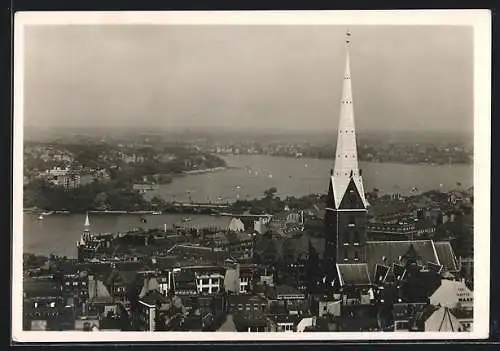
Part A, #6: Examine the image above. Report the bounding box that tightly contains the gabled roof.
[365,240,440,278]
[336,263,371,286]
[433,241,459,272]
[140,290,168,307]
[174,269,196,283]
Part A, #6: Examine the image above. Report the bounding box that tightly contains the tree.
[263,187,278,199]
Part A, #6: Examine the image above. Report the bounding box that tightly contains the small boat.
[41,211,54,216]
[37,215,43,220]
[182,217,192,222]
[152,211,162,215]
[140,217,147,223]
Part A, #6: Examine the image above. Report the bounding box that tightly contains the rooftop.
[336,263,371,286]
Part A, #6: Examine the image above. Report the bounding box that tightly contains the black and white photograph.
[12,10,491,341]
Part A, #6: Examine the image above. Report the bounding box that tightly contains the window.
[50,302,56,308]
[354,251,359,261]
[353,231,360,244]
[34,302,38,308]
[343,249,348,261]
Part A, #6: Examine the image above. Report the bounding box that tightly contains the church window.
[353,231,360,244]
[343,249,348,260]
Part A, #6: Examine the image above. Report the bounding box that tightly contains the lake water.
[145,155,472,202]
[22,155,473,258]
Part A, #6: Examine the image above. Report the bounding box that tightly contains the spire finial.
[345,29,351,46]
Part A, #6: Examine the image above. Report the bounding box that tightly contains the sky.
[23,25,473,134]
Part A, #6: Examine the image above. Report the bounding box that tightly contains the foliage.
[23,178,149,212]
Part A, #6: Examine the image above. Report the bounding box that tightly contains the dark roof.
[115,261,148,271]
[374,264,390,285]
[140,290,169,306]
[433,242,459,272]
[227,294,267,305]
[233,310,268,328]
[118,271,139,285]
[366,240,439,278]
[24,278,61,298]
[337,264,371,286]
[191,266,226,275]
[155,256,180,270]
[56,260,79,275]
[269,314,299,325]
[77,262,112,276]
[175,270,196,283]
[275,285,303,296]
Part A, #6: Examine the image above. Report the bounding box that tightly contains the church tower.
[77,212,91,261]
[324,31,369,270]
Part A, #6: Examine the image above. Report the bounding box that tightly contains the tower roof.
[331,31,369,209]
[84,213,90,230]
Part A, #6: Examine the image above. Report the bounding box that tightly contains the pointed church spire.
[330,30,369,209]
[84,212,90,231]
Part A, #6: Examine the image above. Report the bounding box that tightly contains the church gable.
[338,178,365,210]
[326,177,336,209]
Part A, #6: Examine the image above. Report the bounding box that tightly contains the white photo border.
[12,9,491,342]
